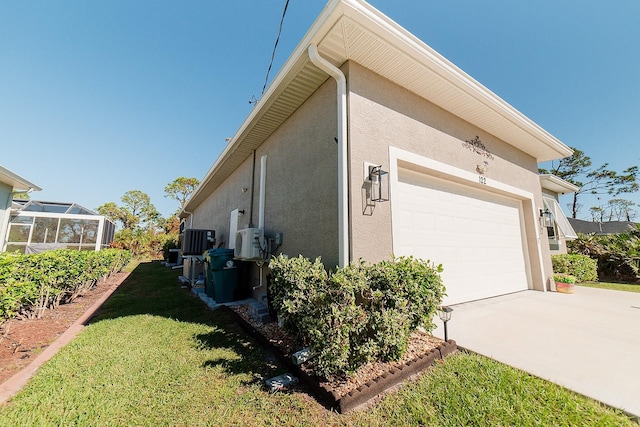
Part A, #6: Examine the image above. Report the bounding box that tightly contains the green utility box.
[203,249,237,303]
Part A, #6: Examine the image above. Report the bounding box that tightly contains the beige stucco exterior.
[187,60,556,294]
[189,77,339,288]
[346,62,553,291]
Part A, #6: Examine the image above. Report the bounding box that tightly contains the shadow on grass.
[90,260,282,381]
[194,328,280,384]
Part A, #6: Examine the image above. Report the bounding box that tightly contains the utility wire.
[260,0,290,97]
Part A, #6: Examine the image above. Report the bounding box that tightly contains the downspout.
[259,155,267,230]
[308,44,349,268]
[249,150,256,228]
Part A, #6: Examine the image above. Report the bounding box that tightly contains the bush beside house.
[269,255,445,379]
[551,254,598,282]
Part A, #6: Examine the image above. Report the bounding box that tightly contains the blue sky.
[2,0,639,220]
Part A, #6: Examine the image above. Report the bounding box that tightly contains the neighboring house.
[181,0,573,305]
[540,174,579,254]
[568,218,638,236]
[0,165,41,252]
[4,200,116,253]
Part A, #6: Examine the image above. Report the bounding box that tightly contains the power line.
[260,0,290,97]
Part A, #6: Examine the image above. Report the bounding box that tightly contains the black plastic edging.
[221,305,457,413]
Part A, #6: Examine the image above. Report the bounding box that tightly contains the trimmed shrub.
[269,255,445,378]
[0,249,131,321]
[551,254,598,282]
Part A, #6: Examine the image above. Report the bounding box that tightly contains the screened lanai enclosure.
[3,200,115,253]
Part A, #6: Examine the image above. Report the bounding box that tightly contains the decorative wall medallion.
[463,136,494,160]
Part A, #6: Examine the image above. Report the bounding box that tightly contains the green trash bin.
[203,249,236,302]
[213,265,238,303]
[202,249,216,298]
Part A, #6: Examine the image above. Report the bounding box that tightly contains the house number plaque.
[478,175,487,185]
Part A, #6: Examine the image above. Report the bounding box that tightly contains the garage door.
[392,168,529,305]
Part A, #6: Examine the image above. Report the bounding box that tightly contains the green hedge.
[269,255,445,378]
[551,254,598,282]
[0,249,131,321]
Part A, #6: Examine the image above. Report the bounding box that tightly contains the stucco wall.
[252,77,339,267]
[346,61,553,290]
[189,157,253,247]
[190,76,339,289]
[0,182,12,251]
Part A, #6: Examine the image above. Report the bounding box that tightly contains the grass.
[578,281,640,293]
[0,261,635,426]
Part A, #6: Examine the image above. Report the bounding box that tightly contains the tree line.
[96,177,199,256]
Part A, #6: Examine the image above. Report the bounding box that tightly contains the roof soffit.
[0,166,42,192]
[540,174,580,194]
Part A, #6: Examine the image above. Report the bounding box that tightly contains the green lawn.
[578,281,640,293]
[0,261,634,426]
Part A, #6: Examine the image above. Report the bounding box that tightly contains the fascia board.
[540,174,580,194]
[0,166,42,192]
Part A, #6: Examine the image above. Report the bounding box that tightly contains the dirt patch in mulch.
[227,304,457,413]
[0,272,128,384]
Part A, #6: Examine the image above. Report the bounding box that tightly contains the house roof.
[567,218,638,235]
[0,165,41,193]
[540,174,580,194]
[11,200,98,216]
[184,0,572,214]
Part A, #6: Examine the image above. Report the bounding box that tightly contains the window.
[543,197,578,240]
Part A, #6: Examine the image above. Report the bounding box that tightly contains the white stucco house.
[182,0,574,306]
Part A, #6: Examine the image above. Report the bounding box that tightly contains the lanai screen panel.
[3,201,115,253]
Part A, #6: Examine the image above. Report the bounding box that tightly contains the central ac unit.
[235,228,263,260]
[181,229,215,255]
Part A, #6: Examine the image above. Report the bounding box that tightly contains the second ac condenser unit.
[234,228,263,260]
[181,229,215,255]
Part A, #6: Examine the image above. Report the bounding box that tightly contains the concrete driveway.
[431,286,640,418]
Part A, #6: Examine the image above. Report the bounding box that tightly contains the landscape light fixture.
[437,306,453,342]
[539,208,553,228]
[368,165,389,202]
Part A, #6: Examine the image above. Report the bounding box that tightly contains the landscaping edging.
[222,305,457,413]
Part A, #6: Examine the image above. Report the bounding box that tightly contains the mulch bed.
[225,304,457,413]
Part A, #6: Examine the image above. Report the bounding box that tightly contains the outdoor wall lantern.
[437,306,453,342]
[539,208,553,228]
[368,165,389,202]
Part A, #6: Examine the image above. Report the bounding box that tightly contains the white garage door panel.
[393,168,528,305]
